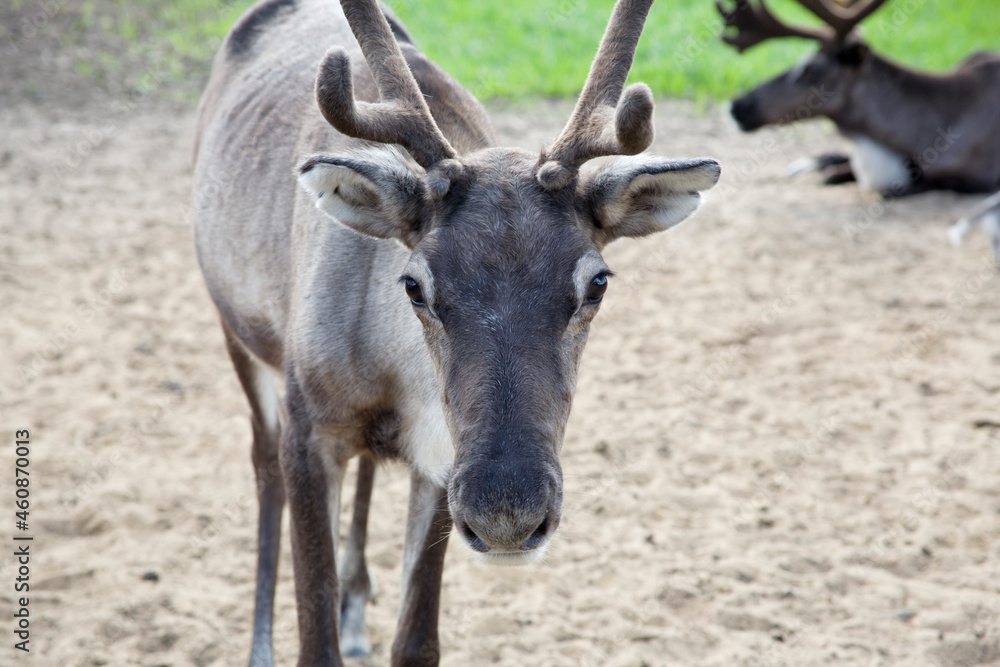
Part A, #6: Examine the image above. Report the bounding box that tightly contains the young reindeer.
[191,0,720,665]
[717,0,1000,196]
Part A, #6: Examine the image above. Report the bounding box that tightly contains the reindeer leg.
[815,152,851,170]
[391,471,451,667]
[822,162,857,185]
[281,375,346,667]
[222,328,286,667]
[786,152,851,178]
[338,453,376,657]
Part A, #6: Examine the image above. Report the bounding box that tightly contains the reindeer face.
[300,146,719,563]
[730,42,870,131]
[402,150,603,564]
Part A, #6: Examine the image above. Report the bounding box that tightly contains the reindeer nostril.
[458,520,490,553]
[520,516,550,551]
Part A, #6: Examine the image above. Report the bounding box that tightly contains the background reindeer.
[717,0,1000,196]
[192,0,719,665]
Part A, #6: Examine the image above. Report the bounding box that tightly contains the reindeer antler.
[536,0,657,190]
[717,0,831,52]
[796,0,890,40]
[717,0,888,52]
[314,0,458,169]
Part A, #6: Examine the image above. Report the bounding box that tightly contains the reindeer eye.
[586,274,609,303]
[403,277,425,306]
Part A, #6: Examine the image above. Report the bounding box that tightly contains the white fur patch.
[851,136,910,192]
[403,397,453,487]
[469,543,550,567]
[254,366,284,435]
[722,102,741,133]
[298,163,379,226]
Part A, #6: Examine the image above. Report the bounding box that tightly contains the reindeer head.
[718,0,888,131]
[299,0,720,564]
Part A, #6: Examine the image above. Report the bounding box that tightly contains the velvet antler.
[536,0,658,190]
[315,0,458,169]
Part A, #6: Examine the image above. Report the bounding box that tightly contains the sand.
[1,95,999,666]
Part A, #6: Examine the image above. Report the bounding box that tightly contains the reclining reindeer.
[717,0,1000,196]
[192,0,720,664]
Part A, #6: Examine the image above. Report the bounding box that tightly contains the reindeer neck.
[829,51,964,157]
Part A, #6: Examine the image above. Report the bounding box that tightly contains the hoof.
[341,643,371,659]
[339,592,371,658]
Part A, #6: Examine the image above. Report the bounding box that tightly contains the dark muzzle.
[449,461,562,554]
[730,95,764,132]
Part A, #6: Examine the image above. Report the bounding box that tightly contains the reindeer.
[191,0,720,664]
[716,0,1000,196]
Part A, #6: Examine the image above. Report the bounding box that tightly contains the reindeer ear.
[577,156,721,246]
[298,146,429,248]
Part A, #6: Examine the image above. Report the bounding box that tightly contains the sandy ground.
[2,90,1000,667]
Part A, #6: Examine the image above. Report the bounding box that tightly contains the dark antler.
[717,0,831,53]
[314,0,458,169]
[796,0,890,40]
[536,0,657,190]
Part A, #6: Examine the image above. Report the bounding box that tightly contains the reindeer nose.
[458,507,554,553]
[450,470,560,553]
[730,96,762,132]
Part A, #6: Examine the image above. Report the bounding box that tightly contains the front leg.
[339,453,377,657]
[280,379,345,667]
[391,471,452,667]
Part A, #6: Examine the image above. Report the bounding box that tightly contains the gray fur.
[192,1,719,665]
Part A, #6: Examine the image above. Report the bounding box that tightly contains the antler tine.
[537,0,657,190]
[314,0,457,169]
[717,0,831,53]
[796,0,890,39]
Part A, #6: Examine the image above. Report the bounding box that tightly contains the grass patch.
[392,0,1000,100]
[84,0,1000,101]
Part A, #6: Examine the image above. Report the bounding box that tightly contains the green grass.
[111,0,999,101]
[391,0,1000,101]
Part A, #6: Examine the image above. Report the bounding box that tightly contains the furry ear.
[578,155,721,246]
[298,145,429,248]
